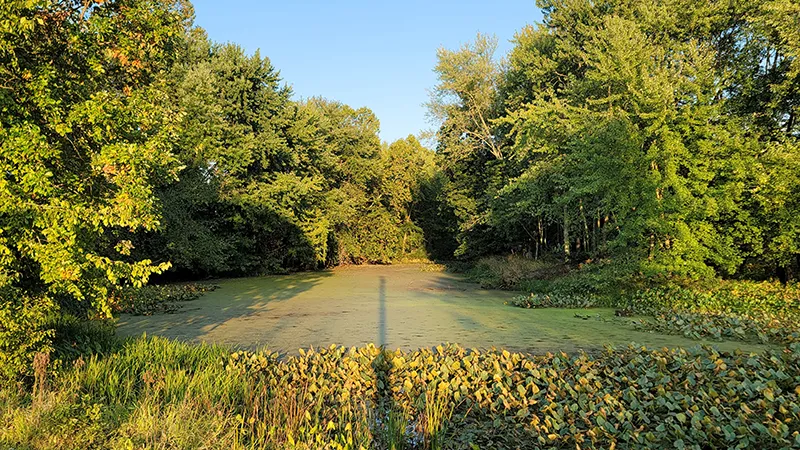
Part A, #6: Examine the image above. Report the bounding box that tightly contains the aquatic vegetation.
[111,283,219,316]
[3,338,799,449]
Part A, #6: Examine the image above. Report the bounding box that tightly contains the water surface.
[117,265,768,354]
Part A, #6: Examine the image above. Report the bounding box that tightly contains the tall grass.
[3,336,799,449]
[1,337,381,449]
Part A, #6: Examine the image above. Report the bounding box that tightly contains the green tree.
[0,0,190,378]
[433,0,800,279]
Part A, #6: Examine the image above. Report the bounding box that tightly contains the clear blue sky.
[190,0,542,144]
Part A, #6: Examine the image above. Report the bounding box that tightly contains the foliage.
[428,0,800,280]
[3,338,800,449]
[50,316,118,362]
[510,292,598,309]
[135,36,438,274]
[0,293,57,382]
[625,282,800,346]
[0,0,191,379]
[467,255,563,290]
[1,0,441,378]
[633,311,800,345]
[111,283,218,315]
[627,283,800,317]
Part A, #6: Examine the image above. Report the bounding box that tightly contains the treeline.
[429,0,800,281]
[129,30,439,277]
[0,0,439,378]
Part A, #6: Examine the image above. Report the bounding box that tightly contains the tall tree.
[0,0,191,378]
[432,0,800,279]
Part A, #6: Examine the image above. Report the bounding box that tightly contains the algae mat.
[117,265,768,354]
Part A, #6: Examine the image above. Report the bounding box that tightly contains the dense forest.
[2,0,800,380]
[0,0,444,376]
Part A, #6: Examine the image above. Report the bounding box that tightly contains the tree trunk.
[580,200,589,256]
[536,218,544,260]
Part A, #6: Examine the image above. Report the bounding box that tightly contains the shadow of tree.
[379,275,387,347]
[116,270,334,346]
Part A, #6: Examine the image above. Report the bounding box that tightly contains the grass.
[2,336,799,449]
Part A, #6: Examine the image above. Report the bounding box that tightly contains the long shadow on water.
[116,270,335,347]
[378,275,387,347]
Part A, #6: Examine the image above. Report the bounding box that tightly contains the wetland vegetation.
[2,0,800,448]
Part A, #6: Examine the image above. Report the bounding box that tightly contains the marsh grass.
[3,336,799,449]
[419,386,455,450]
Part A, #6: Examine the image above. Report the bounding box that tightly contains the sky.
[190,0,543,144]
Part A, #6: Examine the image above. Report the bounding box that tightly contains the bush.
[3,338,800,449]
[0,292,57,382]
[51,316,118,361]
[468,256,562,290]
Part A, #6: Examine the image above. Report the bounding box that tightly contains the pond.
[117,264,769,354]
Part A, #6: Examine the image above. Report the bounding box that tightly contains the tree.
[432,0,800,279]
[0,0,191,378]
[427,33,504,162]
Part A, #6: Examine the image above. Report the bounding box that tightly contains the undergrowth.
[2,337,799,449]
[466,255,567,290]
[487,255,800,347]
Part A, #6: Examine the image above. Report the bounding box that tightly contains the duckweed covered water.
[117,265,769,354]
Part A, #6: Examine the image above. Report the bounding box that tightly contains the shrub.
[51,316,118,361]
[0,292,57,382]
[469,256,561,290]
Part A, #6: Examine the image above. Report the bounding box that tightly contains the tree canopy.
[430,0,800,281]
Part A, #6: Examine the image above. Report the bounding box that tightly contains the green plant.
[633,311,800,345]
[0,0,186,380]
[620,281,800,346]
[111,283,219,316]
[3,338,800,449]
[468,256,561,290]
[510,292,597,309]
